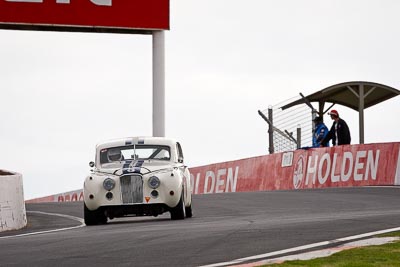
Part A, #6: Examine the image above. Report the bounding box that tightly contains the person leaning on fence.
[321,109,351,146]
[312,116,329,147]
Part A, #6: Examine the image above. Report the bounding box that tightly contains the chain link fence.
[259,95,314,154]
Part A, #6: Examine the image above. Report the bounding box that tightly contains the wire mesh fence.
[259,95,314,154]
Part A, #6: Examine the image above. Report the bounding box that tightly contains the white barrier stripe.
[0,211,84,240]
[336,227,400,242]
[200,226,400,267]
[395,148,400,186]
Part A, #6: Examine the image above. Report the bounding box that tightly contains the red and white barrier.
[26,142,400,203]
[26,189,84,204]
[189,143,400,194]
[1,170,27,232]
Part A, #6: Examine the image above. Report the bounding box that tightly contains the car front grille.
[120,175,143,204]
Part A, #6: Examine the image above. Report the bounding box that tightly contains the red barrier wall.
[26,142,400,203]
[26,195,55,204]
[189,143,400,194]
[26,189,83,204]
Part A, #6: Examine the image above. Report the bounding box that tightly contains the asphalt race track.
[1,187,400,266]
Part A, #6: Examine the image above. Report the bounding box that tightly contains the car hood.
[96,160,174,176]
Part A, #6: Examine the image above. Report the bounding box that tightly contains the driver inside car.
[107,149,123,162]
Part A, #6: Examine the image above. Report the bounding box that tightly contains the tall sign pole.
[152,31,165,137]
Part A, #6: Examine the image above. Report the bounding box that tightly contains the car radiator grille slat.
[120,175,143,204]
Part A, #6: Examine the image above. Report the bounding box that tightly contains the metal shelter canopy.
[280,81,400,144]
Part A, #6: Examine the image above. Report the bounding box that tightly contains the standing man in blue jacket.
[313,116,329,147]
[321,109,351,146]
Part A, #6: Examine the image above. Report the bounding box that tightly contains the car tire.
[84,203,107,226]
[185,203,193,218]
[170,192,186,220]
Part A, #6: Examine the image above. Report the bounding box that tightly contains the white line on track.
[0,211,85,240]
[200,226,400,267]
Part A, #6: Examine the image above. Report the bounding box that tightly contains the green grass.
[378,231,400,238]
[265,232,400,267]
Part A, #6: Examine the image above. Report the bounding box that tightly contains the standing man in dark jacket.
[321,109,351,146]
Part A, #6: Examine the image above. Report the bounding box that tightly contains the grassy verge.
[377,231,400,238]
[265,232,400,267]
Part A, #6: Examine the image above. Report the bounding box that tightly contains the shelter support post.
[318,102,325,121]
[152,30,165,137]
[359,84,365,144]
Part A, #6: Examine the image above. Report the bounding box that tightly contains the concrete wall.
[0,170,27,232]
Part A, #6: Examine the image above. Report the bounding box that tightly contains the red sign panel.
[189,143,400,194]
[0,0,169,33]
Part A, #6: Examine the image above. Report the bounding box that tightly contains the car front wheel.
[185,203,193,218]
[170,192,186,220]
[84,203,107,226]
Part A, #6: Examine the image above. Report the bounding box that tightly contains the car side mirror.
[89,161,95,168]
[178,157,184,163]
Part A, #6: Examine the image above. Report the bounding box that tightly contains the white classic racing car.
[84,137,193,225]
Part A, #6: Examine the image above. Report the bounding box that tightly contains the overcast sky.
[1,0,400,199]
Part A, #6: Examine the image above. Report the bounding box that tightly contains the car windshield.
[100,145,171,165]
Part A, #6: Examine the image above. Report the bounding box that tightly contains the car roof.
[96,136,177,150]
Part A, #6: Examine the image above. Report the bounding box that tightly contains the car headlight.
[148,176,161,189]
[103,178,116,191]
